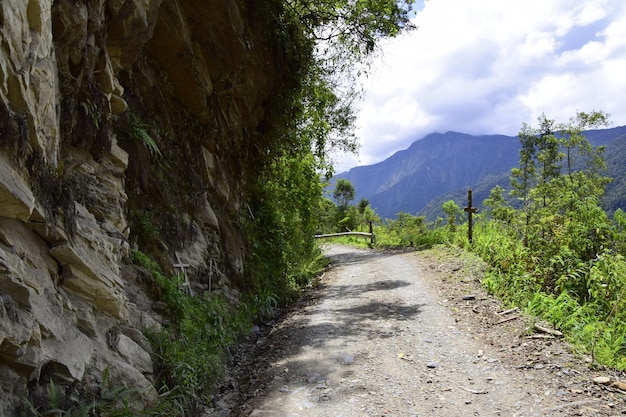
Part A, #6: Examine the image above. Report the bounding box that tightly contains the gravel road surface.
[211,245,626,416]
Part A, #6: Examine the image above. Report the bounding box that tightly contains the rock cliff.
[0,0,291,413]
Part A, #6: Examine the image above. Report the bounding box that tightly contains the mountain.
[333,126,626,220]
[604,133,626,214]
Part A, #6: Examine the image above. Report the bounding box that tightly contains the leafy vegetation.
[111,1,414,414]
[317,179,381,236]
[129,250,297,416]
[24,368,139,417]
[354,111,626,370]
[241,0,415,301]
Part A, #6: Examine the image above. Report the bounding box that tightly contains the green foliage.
[128,114,162,159]
[374,111,626,370]
[317,181,381,235]
[337,205,359,232]
[292,0,415,57]
[130,250,277,415]
[613,209,626,255]
[25,369,139,417]
[242,0,416,240]
[243,153,325,300]
[483,185,515,224]
[441,200,462,232]
[241,0,416,301]
[333,179,356,208]
[386,212,426,246]
[128,210,160,247]
[510,111,610,247]
[370,213,450,249]
[470,111,626,369]
[315,196,338,234]
[27,154,77,237]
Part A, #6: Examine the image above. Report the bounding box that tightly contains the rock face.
[0,0,287,414]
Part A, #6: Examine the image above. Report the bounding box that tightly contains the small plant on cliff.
[132,250,258,414]
[127,114,162,159]
[27,153,78,237]
[23,368,139,417]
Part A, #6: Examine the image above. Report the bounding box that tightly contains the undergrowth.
[466,219,626,370]
[23,367,140,417]
[358,111,626,370]
[354,212,626,371]
[130,249,324,416]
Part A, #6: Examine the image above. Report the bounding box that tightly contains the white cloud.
[337,0,626,172]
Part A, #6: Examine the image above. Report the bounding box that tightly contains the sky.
[334,0,626,172]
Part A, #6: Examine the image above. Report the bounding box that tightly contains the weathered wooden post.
[369,221,375,244]
[174,252,193,295]
[464,188,478,244]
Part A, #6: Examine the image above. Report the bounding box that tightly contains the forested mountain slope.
[334,126,626,220]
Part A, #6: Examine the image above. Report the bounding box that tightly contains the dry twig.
[457,385,489,394]
[533,323,563,337]
[494,315,519,325]
[496,307,519,315]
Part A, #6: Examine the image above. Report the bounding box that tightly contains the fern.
[129,115,163,159]
[135,126,163,158]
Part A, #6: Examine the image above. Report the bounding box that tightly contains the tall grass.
[368,213,626,370]
[465,218,626,369]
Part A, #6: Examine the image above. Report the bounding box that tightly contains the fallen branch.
[525,334,555,340]
[544,399,599,412]
[314,232,374,239]
[494,315,519,325]
[612,380,626,391]
[496,307,519,316]
[534,323,563,337]
[457,385,488,395]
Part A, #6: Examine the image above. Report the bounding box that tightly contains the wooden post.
[369,221,375,244]
[464,189,478,244]
[173,252,193,295]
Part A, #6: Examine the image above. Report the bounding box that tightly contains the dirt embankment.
[211,245,626,416]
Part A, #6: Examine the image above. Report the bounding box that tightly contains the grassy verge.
[466,222,626,370]
[340,220,626,371]
[130,248,328,415]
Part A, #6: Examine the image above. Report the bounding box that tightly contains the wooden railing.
[314,222,375,244]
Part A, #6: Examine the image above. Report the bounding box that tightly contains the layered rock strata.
[0,0,285,414]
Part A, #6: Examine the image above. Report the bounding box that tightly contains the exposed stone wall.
[0,0,285,414]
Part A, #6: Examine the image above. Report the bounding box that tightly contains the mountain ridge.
[333,126,626,220]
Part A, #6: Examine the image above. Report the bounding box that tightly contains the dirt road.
[211,245,626,416]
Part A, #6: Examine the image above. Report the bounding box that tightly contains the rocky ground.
[209,244,626,416]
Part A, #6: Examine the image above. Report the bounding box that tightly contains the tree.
[333,179,355,208]
[510,114,560,220]
[357,198,370,215]
[388,212,425,245]
[284,0,417,175]
[483,185,514,224]
[316,197,338,234]
[356,198,379,231]
[505,111,613,293]
[243,0,417,295]
[558,111,611,200]
[442,200,462,232]
[510,111,610,246]
[338,205,359,232]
